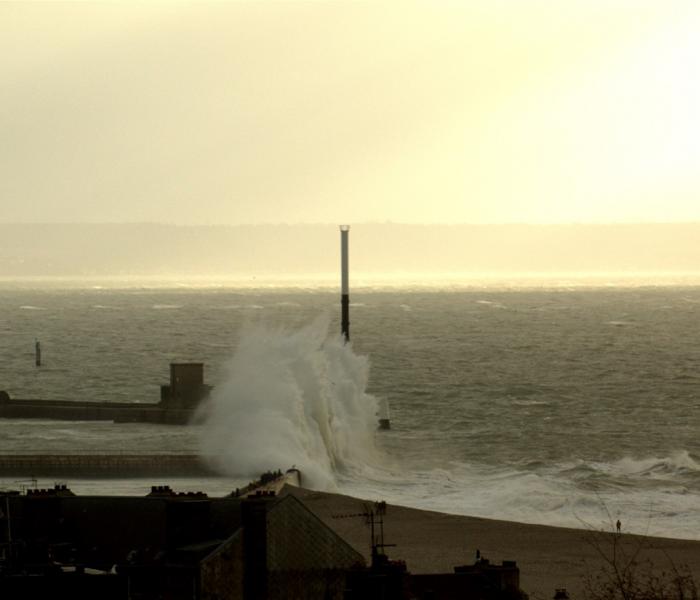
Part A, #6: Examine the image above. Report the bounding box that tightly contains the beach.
[283,486,700,599]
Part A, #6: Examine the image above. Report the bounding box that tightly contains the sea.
[1,279,700,540]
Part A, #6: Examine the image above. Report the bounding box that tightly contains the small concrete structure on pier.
[160,362,211,410]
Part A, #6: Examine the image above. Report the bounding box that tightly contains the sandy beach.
[282,486,700,599]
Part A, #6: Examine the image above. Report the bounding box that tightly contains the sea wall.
[0,454,214,477]
[0,397,194,424]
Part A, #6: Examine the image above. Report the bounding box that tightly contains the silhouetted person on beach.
[616,519,621,534]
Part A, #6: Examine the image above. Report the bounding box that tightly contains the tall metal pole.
[340,225,350,342]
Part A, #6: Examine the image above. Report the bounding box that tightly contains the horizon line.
[3,221,700,228]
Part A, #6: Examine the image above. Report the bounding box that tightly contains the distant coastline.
[3,271,700,291]
[2,222,700,281]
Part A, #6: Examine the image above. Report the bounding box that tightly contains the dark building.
[0,485,364,600]
[0,483,527,599]
[343,540,524,600]
[410,559,523,600]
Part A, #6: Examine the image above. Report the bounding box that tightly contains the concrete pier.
[0,363,211,425]
[0,454,216,478]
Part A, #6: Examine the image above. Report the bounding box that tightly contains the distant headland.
[2,222,700,281]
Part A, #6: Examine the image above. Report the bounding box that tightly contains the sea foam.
[198,316,381,489]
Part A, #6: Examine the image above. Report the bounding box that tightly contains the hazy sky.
[2,1,699,225]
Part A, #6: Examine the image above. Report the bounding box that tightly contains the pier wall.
[0,454,215,477]
[0,398,195,424]
[0,362,208,425]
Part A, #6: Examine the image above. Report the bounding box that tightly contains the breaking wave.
[338,451,700,540]
[608,451,700,476]
[198,316,381,489]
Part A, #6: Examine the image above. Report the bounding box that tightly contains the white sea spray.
[197,316,381,489]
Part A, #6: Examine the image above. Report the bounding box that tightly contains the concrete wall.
[0,400,194,424]
[166,363,211,410]
[0,454,213,477]
[171,363,204,386]
[0,361,210,422]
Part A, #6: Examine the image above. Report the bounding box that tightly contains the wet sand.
[282,486,700,599]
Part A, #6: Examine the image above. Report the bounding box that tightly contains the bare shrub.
[581,515,697,600]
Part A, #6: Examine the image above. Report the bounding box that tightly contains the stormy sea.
[2,282,700,540]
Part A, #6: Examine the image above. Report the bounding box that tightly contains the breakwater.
[0,362,209,425]
[0,398,196,424]
[0,454,216,477]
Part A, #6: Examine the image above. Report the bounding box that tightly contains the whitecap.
[476,300,506,309]
[511,399,549,407]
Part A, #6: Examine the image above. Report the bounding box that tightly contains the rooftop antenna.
[332,500,395,567]
[340,225,350,343]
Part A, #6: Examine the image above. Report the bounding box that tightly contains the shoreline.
[282,486,700,599]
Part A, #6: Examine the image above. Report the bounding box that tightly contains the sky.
[2,1,700,226]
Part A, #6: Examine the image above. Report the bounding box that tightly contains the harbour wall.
[0,395,195,424]
[0,454,215,477]
[0,362,208,425]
